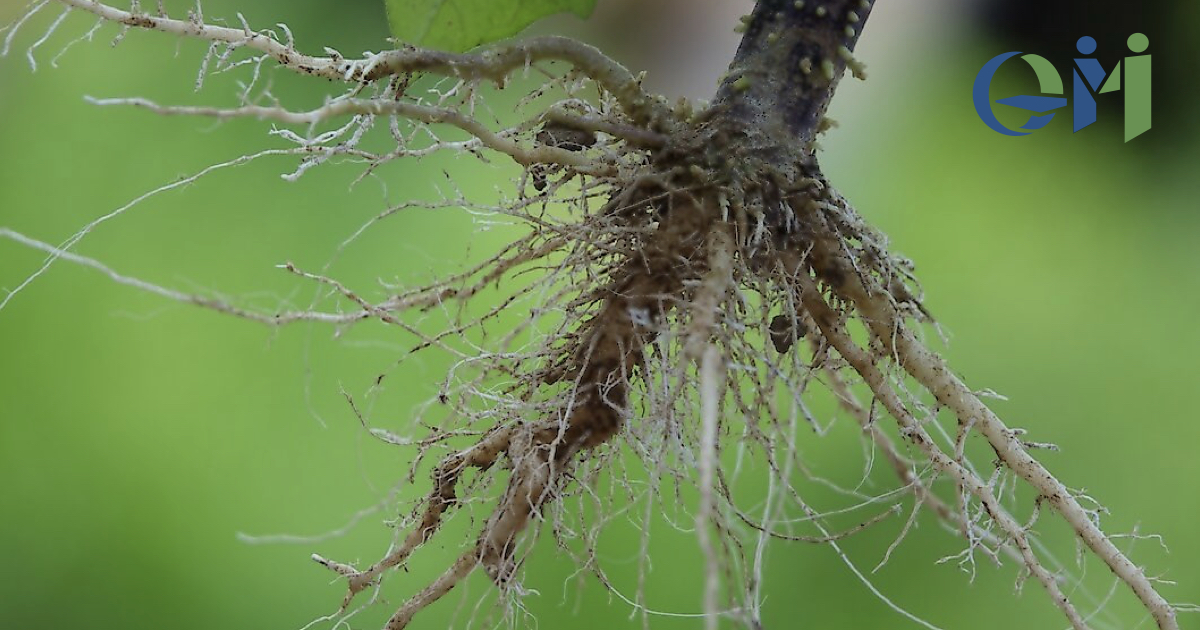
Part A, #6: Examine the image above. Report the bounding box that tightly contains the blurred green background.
[1,1,1198,629]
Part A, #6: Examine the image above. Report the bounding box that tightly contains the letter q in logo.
[973,52,1068,136]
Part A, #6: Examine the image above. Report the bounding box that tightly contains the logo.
[973,35,1151,142]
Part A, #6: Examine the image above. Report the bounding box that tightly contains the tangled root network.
[0,1,1185,629]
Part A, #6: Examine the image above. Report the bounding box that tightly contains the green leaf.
[385,0,597,53]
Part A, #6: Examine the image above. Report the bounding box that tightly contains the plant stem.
[713,0,875,164]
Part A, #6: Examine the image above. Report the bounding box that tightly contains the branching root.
[0,2,1183,629]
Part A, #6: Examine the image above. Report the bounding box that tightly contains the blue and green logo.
[973,34,1151,142]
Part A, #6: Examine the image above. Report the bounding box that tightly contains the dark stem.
[710,0,876,166]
